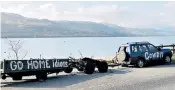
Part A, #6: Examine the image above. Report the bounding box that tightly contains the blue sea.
[1,36,175,60]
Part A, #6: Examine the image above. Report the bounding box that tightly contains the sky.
[0,1,175,28]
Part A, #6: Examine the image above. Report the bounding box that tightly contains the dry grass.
[95,56,114,61]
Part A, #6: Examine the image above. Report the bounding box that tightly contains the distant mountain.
[1,12,175,38]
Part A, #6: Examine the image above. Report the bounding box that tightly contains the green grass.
[172,55,175,61]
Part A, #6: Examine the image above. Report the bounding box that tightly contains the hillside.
[1,12,174,38]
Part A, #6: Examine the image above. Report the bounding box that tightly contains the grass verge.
[172,55,175,62]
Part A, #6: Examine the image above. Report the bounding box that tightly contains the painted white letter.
[46,59,50,68]
[27,60,33,69]
[39,60,46,69]
[33,61,39,69]
[17,61,23,70]
[10,61,17,71]
[145,52,149,60]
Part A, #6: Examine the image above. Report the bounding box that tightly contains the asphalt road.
[1,63,175,90]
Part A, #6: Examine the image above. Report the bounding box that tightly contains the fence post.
[159,44,163,48]
[173,44,175,55]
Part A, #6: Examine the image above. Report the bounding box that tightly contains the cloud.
[0,2,130,24]
[53,4,131,25]
[164,2,175,8]
[159,2,175,27]
[35,3,60,20]
[0,3,28,14]
[0,1,175,28]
